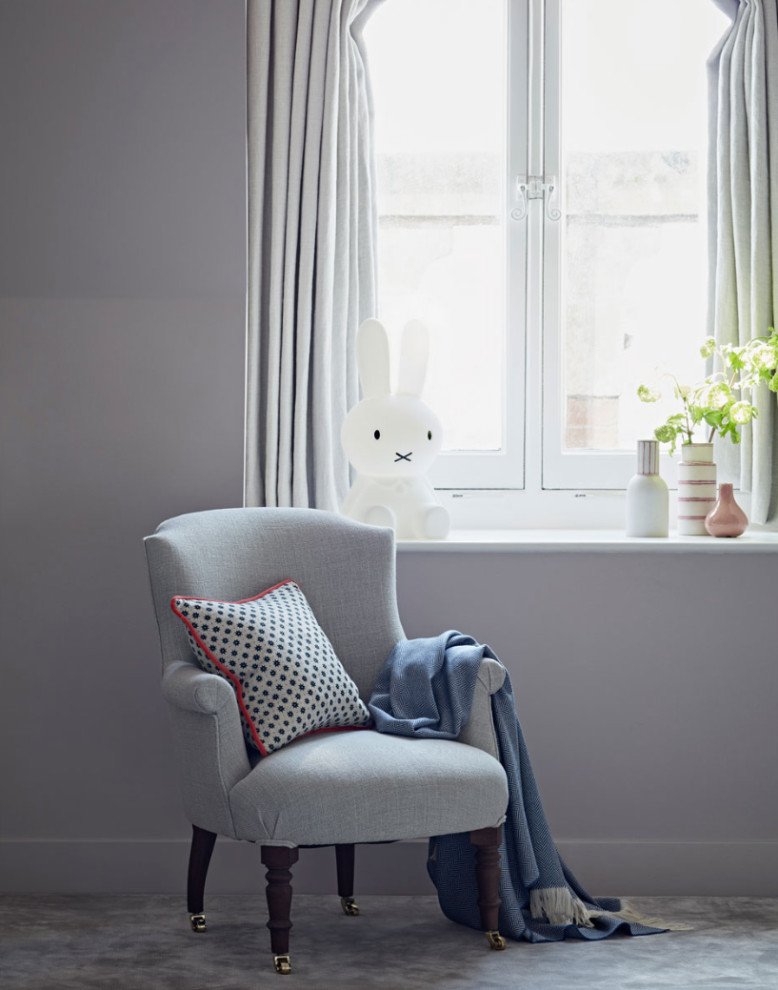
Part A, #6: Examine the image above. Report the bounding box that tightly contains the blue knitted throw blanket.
[368,632,664,942]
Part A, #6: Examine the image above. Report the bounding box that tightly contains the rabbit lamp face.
[342,395,442,477]
[340,318,451,540]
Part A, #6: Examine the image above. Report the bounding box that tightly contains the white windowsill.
[397,529,778,553]
[399,488,778,548]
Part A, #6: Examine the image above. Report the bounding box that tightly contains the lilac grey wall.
[397,549,778,897]
[0,0,248,887]
[1,0,776,897]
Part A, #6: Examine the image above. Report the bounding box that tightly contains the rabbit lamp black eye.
[340,319,450,540]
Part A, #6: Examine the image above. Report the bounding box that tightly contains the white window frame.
[378,0,712,527]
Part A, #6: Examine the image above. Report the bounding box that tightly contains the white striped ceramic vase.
[677,442,717,536]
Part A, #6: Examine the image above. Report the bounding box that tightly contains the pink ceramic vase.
[704,483,748,537]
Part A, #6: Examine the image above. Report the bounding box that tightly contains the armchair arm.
[161,662,252,838]
[162,661,241,714]
[457,656,505,760]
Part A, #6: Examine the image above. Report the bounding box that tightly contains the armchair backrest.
[144,507,405,701]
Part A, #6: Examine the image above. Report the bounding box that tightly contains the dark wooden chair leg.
[261,845,299,974]
[335,844,359,915]
[470,825,507,950]
[187,825,217,932]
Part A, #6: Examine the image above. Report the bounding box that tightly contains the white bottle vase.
[626,440,668,537]
[677,442,717,536]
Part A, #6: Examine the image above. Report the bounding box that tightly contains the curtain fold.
[245,0,382,509]
[708,0,778,523]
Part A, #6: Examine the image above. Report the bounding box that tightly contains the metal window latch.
[511,175,561,222]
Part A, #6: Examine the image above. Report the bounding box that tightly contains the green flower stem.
[707,369,740,443]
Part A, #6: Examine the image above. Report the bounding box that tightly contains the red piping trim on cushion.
[169,581,301,757]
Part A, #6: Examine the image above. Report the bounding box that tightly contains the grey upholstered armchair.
[144,508,509,974]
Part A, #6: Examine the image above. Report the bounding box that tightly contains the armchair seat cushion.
[229,729,509,846]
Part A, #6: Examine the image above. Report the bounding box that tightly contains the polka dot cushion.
[170,580,371,755]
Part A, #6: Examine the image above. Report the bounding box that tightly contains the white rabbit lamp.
[341,318,451,539]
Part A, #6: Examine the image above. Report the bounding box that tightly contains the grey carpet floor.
[1,894,776,990]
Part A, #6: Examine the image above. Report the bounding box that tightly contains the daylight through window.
[364,0,730,501]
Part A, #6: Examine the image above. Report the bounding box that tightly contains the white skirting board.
[1,839,776,897]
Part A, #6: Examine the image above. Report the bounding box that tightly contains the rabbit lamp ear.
[357,318,391,398]
[397,320,429,396]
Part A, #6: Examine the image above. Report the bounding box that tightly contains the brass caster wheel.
[273,954,292,975]
[341,896,360,917]
[189,913,207,934]
[486,930,507,951]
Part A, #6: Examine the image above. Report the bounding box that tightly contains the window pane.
[364,0,507,452]
[559,0,729,451]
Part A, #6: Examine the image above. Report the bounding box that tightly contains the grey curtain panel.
[245,0,382,510]
[708,0,778,523]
